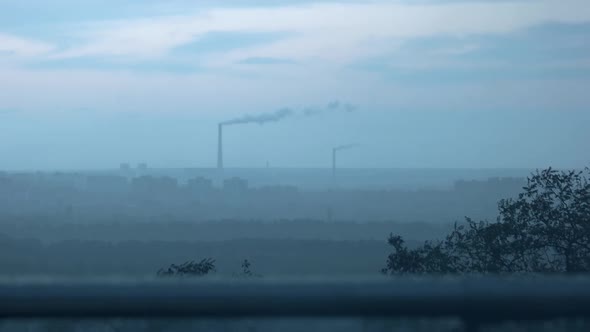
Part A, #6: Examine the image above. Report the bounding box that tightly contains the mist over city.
[1,0,590,331]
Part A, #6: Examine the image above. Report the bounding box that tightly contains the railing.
[1,277,590,331]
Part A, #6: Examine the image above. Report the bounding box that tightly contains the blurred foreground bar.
[1,277,590,320]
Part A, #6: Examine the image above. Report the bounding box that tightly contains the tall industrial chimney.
[217,124,223,169]
[332,148,336,177]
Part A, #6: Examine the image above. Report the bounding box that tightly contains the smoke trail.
[220,100,357,125]
[220,107,294,126]
[342,103,357,112]
[303,100,357,116]
[328,100,356,112]
[334,143,358,151]
[327,101,341,110]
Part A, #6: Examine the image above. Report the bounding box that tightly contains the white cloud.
[0,33,55,57]
[49,0,590,65]
[2,0,590,117]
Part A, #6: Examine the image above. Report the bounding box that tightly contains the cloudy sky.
[1,0,589,170]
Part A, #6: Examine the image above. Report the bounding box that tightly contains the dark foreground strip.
[0,277,589,320]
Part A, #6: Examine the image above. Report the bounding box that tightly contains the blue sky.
[1,0,589,170]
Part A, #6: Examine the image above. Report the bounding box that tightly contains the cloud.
[0,33,55,57]
[173,31,291,54]
[237,57,296,65]
[45,0,590,66]
[1,0,590,119]
[349,21,590,82]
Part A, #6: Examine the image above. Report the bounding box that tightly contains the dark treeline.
[0,170,545,280]
[1,168,587,278]
[0,171,525,223]
[0,219,450,243]
[0,235,389,277]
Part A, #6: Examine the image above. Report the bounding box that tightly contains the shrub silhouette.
[157,258,216,277]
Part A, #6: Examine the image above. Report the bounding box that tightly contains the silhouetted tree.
[381,235,458,274]
[241,259,253,276]
[233,259,262,278]
[383,167,590,275]
[157,258,216,277]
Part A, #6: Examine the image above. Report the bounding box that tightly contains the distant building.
[45,172,84,190]
[223,177,249,193]
[257,185,299,196]
[0,174,10,191]
[119,163,131,171]
[186,177,214,193]
[131,176,178,195]
[137,163,148,170]
[86,175,128,193]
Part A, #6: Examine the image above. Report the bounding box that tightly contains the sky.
[1,0,589,170]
